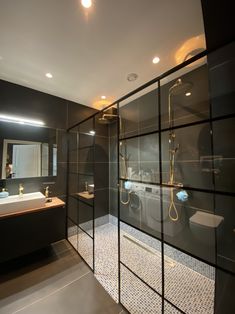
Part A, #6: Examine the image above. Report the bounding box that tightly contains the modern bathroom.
[0,1,234,314]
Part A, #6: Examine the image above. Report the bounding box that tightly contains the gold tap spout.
[19,183,24,196]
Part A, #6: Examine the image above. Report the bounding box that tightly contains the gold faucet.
[45,186,49,198]
[19,183,24,196]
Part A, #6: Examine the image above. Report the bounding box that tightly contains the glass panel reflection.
[164,244,215,314]
[120,133,159,183]
[119,87,159,138]
[160,58,210,129]
[161,123,213,190]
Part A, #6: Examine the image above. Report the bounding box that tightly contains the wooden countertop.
[77,192,94,199]
[0,197,65,220]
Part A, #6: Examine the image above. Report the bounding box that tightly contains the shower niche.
[67,43,235,314]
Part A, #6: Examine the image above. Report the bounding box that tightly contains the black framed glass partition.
[67,41,235,314]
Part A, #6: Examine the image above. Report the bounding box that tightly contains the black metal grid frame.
[66,41,234,313]
[66,116,96,272]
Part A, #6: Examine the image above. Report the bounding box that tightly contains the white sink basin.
[0,192,46,215]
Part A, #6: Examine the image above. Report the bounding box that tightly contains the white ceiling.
[0,0,206,109]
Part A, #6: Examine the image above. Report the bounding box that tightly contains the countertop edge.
[0,197,65,220]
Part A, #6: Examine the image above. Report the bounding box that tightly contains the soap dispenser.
[0,188,9,198]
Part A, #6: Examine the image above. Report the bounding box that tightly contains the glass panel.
[78,147,93,174]
[78,228,93,269]
[215,194,235,273]
[160,56,209,129]
[120,182,162,240]
[213,117,235,193]
[209,42,235,118]
[161,123,213,190]
[95,219,119,302]
[67,219,77,251]
[67,196,78,224]
[68,129,78,163]
[79,132,94,148]
[120,133,159,183]
[215,269,235,313]
[78,200,93,238]
[120,222,162,294]
[164,244,215,314]
[163,189,215,264]
[120,264,162,313]
[119,85,159,138]
[164,302,182,314]
[68,172,78,195]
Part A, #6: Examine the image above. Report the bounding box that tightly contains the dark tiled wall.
[0,79,96,200]
[201,0,234,50]
[67,113,110,229]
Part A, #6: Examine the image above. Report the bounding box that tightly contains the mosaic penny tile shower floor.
[68,217,215,314]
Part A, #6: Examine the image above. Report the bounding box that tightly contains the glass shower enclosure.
[67,42,235,314]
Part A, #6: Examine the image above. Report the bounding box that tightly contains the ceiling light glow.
[0,114,45,127]
[81,0,92,8]
[152,56,160,64]
[185,92,191,97]
[45,73,53,78]
[101,96,106,100]
[89,130,95,136]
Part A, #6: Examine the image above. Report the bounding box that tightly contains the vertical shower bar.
[117,102,121,304]
[93,117,95,272]
[158,80,165,312]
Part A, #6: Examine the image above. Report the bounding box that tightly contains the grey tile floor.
[0,240,124,314]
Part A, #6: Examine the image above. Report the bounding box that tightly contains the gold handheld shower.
[167,78,191,222]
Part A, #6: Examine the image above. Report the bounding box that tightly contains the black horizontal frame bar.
[120,219,235,276]
[67,41,232,132]
[119,113,235,142]
[67,214,94,240]
[78,225,93,239]
[77,172,94,176]
[120,262,185,314]
[66,215,78,226]
[119,177,159,186]
[119,178,235,198]
[78,145,94,150]
[69,194,94,207]
[68,171,94,176]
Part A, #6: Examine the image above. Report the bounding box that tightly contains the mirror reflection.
[0,121,57,179]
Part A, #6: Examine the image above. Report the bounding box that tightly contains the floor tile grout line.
[11,270,91,314]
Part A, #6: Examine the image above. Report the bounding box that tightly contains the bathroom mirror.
[0,121,57,179]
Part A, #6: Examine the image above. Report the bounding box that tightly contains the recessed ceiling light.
[152,56,160,64]
[81,0,92,8]
[101,96,106,100]
[185,92,191,97]
[45,73,53,78]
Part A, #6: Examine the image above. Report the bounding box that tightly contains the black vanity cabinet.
[0,198,66,263]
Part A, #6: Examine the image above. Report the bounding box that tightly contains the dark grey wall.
[201,0,234,51]
[0,79,97,200]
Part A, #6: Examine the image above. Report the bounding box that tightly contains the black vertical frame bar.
[117,102,121,303]
[65,129,70,240]
[157,79,165,313]
[207,54,217,314]
[92,116,95,272]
